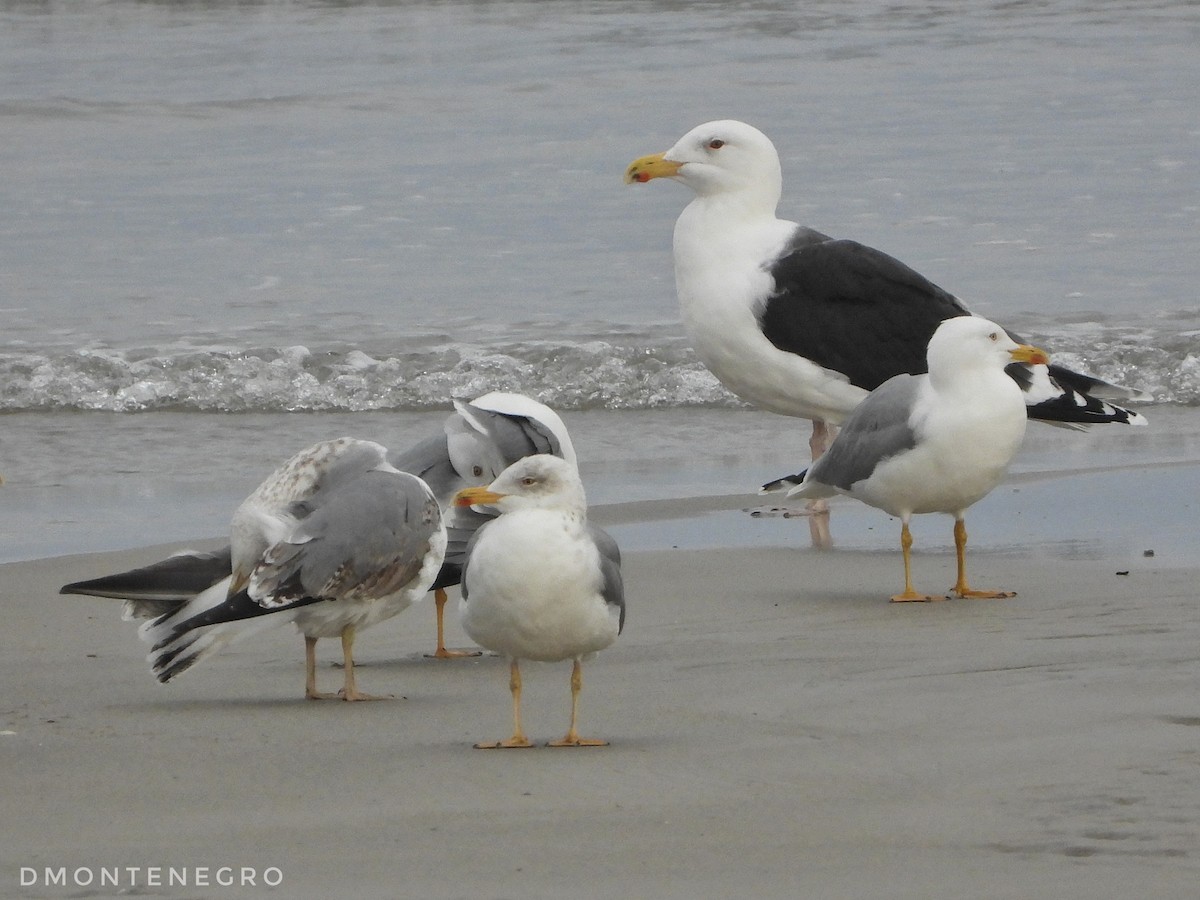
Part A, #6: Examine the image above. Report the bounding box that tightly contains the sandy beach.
[4,2,1197,896]
[5,451,1199,899]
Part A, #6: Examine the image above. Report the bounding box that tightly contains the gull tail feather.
[138,577,288,683]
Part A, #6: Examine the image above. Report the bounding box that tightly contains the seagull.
[625,119,1148,491]
[788,316,1047,602]
[140,437,446,699]
[60,392,576,659]
[454,455,625,749]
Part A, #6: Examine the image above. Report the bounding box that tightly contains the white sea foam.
[0,316,1187,413]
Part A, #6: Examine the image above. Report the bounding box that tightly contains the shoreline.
[4,402,1195,565]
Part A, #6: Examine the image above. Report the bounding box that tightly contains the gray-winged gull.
[788,316,1048,602]
[454,454,625,748]
[61,391,575,660]
[140,437,446,699]
[624,120,1147,482]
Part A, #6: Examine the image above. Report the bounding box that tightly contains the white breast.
[460,510,620,663]
[672,206,868,424]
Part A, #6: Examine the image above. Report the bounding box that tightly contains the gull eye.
[521,476,537,487]
[988,331,998,342]
[472,465,483,477]
[707,138,725,150]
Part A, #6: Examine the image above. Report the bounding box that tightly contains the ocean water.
[1,0,1198,562]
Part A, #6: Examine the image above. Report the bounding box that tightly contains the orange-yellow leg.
[475,659,534,749]
[548,659,608,748]
[304,636,339,700]
[425,588,482,659]
[950,518,1016,599]
[890,520,943,603]
[337,625,392,701]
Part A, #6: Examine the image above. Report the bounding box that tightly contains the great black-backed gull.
[625,119,1147,480]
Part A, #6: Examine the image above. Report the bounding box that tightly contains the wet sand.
[4,470,1200,898]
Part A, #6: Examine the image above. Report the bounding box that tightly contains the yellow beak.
[453,486,507,508]
[1009,344,1050,366]
[624,151,683,184]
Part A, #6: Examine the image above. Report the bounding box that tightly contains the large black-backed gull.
[625,120,1147,480]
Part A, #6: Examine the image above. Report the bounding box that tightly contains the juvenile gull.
[454,455,625,749]
[140,438,446,699]
[625,120,1147,484]
[61,391,574,659]
[788,316,1047,602]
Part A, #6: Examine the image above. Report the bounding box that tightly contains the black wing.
[758,229,970,392]
[761,229,1145,426]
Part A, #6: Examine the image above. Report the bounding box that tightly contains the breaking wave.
[0,319,1192,413]
[0,336,728,412]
